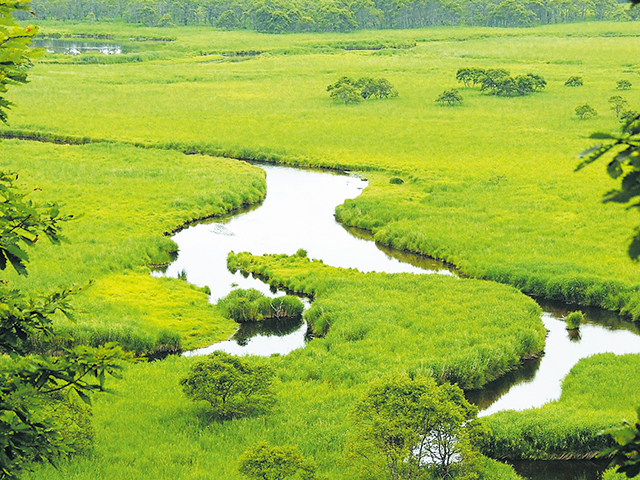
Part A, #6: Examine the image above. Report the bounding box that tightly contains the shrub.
[180,351,275,420]
[295,248,308,258]
[436,88,463,106]
[565,310,584,329]
[616,80,632,90]
[327,76,397,104]
[238,442,317,480]
[389,176,404,184]
[575,104,597,119]
[565,76,584,87]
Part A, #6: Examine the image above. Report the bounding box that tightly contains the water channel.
[153,163,640,480]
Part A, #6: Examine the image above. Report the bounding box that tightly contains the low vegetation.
[218,288,304,322]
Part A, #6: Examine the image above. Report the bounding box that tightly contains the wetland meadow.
[3,13,640,480]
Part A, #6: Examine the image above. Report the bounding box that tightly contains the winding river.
[154,163,640,479]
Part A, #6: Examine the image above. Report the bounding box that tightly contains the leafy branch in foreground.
[577,113,640,259]
[599,408,640,478]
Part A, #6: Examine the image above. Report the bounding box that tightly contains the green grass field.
[6,19,640,479]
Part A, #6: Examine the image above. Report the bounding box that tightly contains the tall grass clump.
[218,288,304,322]
[565,310,584,329]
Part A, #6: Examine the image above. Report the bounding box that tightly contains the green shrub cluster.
[218,288,304,322]
[456,68,546,97]
[565,310,584,329]
[327,76,397,104]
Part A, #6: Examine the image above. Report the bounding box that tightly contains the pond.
[154,163,640,478]
[33,39,127,55]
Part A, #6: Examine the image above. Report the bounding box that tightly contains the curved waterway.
[153,164,640,420]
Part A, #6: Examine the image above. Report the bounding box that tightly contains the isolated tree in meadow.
[327,76,397,104]
[575,103,598,119]
[180,351,275,420]
[565,75,584,87]
[617,80,632,90]
[347,374,482,480]
[238,443,317,480]
[435,88,463,106]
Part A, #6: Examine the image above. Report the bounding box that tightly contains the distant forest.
[24,0,640,33]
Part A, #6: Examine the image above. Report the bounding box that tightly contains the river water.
[154,163,640,478]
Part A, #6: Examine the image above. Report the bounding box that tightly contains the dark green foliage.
[295,248,307,258]
[575,103,598,119]
[326,77,362,104]
[26,0,626,32]
[0,0,37,124]
[565,310,584,329]
[238,442,317,480]
[617,80,632,90]
[578,112,640,259]
[389,177,404,184]
[218,289,303,322]
[435,89,463,106]
[180,351,275,420]
[347,374,483,480]
[327,76,397,104]
[600,408,640,478]
[458,68,545,97]
[565,76,584,87]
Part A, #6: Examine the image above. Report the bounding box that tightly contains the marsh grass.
[0,140,266,351]
[6,21,640,316]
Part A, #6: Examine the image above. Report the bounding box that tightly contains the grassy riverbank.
[6,20,640,316]
[0,139,266,352]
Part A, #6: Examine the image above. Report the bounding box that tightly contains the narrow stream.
[154,163,640,478]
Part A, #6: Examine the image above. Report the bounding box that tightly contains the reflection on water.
[33,39,125,55]
[474,311,640,416]
[508,459,608,480]
[183,316,308,357]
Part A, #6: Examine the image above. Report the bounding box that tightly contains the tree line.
[22,0,639,33]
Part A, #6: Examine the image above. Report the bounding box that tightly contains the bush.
[270,295,304,319]
[436,88,463,106]
[238,442,317,480]
[575,103,597,119]
[180,351,275,420]
[565,310,584,329]
[327,76,397,104]
[565,76,584,87]
[616,80,632,90]
[389,177,404,184]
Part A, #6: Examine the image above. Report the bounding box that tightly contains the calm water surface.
[154,164,640,418]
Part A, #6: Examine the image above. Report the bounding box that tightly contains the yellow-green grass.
[483,353,640,460]
[6,21,640,315]
[229,252,546,389]
[0,139,266,351]
[23,355,523,479]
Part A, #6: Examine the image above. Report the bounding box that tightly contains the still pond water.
[154,164,640,480]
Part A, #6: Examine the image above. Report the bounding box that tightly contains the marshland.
[3,6,640,479]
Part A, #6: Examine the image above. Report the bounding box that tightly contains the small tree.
[327,76,397,103]
[565,76,584,87]
[180,351,275,420]
[327,77,361,104]
[347,374,482,480]
[617,80,632,90]
[239,442,317,480]
[435,89,463,106]
[575,103,597,119]
[610,95,630,119]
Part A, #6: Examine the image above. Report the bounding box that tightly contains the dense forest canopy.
[21,0,640,32]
